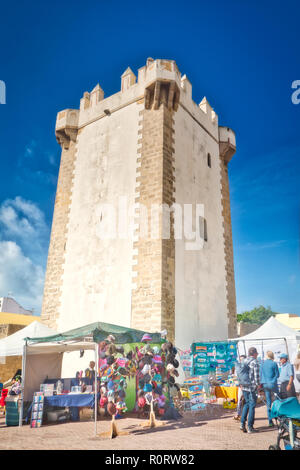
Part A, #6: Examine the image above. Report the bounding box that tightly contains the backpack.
[236,358,254,386]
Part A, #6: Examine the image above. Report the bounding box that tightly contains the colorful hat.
[141,334,152,342]
[107,402,116,415]
[153,373,162,383]
[143,373,151,383]
[106,335,116,343]
[107,356,115,366]
[138,397,146,408]
[118,389,126,399]
[167,363,175,373]
[143,383,152,393]
[107,380,115,390]
[143,355,152,365]
[100,396,108,407]
[141,364,151,375]
[116,346,125,355]
[153,355,163,364]
[138,379,145,389]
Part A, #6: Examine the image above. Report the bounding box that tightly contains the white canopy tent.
[231,316,300,393]
[231,316,300,364]
[232,317,300,394]
[0,321,57,358]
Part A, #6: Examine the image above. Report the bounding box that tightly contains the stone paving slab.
[0,405,278,450]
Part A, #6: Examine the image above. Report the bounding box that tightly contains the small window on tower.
[199,216,208,242]
[207,153,211,168]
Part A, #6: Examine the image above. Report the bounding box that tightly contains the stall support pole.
[19,341,27,427]
[94,343,98,437]
[284,338,290,359]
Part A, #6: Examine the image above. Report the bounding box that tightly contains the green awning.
[25,321,165,345]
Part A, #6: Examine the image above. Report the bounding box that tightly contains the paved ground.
[0,404,278,450]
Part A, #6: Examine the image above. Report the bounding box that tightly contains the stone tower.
[41,58,237,348]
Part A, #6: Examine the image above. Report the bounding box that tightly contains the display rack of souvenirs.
[97,334,180,422]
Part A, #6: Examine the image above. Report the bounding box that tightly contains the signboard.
[192,341,237,376]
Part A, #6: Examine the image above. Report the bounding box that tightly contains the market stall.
[230,316,300,363]
[21,321,168,435]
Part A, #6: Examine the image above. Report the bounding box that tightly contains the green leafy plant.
[237,305,278,325]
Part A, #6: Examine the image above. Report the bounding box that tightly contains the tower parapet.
[219,126,236,162]
[55,109,79,149]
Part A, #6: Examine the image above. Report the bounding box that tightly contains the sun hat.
[107,356,115,366]
[143,373,152,383]
[141,333,152,342]
[107,380,115,390]
[143,383,152,393]
[118,389,126,399]
[100,396,108,407]
[107,402,116,415]
[141,364,151,375]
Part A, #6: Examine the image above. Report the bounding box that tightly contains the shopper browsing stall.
[238,347,261,434]
[260,351,279,427]
[278,353,296,399]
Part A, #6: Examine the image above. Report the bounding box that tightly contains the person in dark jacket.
[260,351,279,426]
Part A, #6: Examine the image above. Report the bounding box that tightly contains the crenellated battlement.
[55,58,221,145]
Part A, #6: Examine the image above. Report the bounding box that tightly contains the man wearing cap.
[278,353,296,399]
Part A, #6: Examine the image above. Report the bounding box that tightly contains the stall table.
[28,393,96,423]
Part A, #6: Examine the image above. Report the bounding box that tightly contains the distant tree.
[237,305,278,325]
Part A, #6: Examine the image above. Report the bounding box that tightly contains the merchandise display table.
[27,393,96,423]
[43,393,95,408]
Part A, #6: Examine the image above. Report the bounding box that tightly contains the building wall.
[237,321,261,337]
[276,314,300,332]
[174,104,228,349]
[0,356,22,383]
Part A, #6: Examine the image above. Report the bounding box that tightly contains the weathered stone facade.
[41,129,78,329]
[219,127,238,338]
[131,79,178,342]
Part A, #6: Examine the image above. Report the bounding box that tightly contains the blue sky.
[0,0,299,315]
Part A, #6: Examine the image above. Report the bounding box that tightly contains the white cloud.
[0,197,48,261]
[238,240,286,251]
[0,197,49,314]
[23,140,37,159]
[0,241,44,313]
